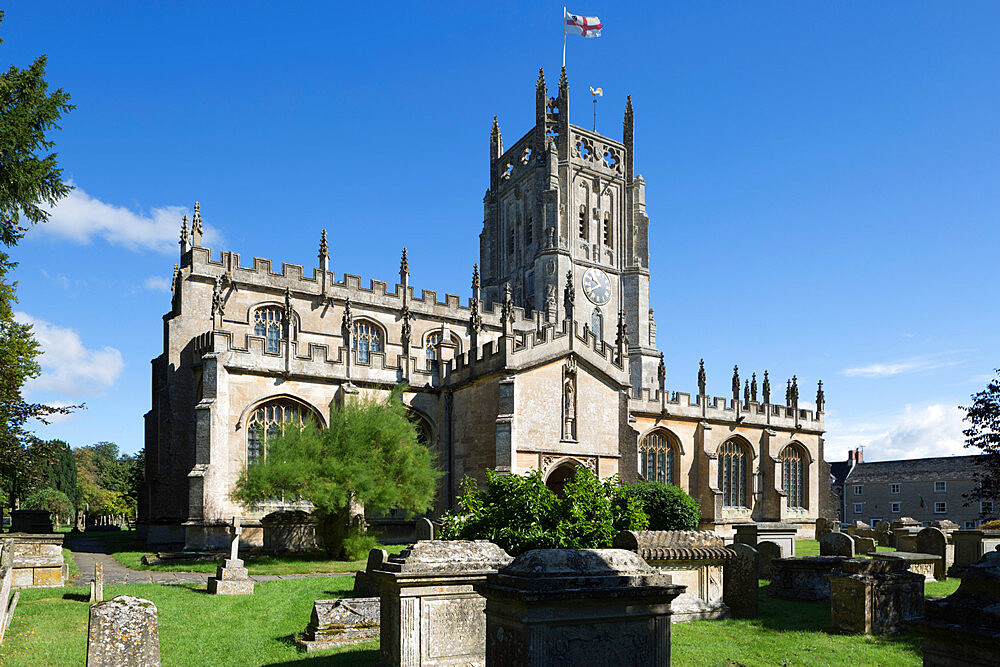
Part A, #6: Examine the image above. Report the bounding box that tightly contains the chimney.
[848,448,863,464]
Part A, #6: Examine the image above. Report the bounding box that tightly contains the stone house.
[141,69,827,550]
[832,448,994,529]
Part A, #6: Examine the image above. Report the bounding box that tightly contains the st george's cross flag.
[565,9,603,38]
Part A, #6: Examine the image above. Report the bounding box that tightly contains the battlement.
[628,387,824,432]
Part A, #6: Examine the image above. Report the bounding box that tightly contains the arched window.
[603,213,612,247]
[639,430,676,485]
[245,399,316,464]
[718,439,749,508]
[578,205,588,240]
[253,306,284,353]
[424,331,461,370]
[780,445,806,509]
[591,308,604,342]
[353,320,383,364]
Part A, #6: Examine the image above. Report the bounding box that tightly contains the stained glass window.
[780,445,805,509]
[353,321,383,364]
[718,439,748,508]
[639,431,675,485]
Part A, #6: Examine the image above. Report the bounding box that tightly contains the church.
[140,69,827,550]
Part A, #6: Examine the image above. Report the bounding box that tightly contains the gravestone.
[723,543,758,618]
[10,510,52,534]
[207,517,254,595]
[870,552,943,581]
[890,517,923,551]
[261,510,317,553]
[476,549,684,666]
[734,523,796,557]
[951,529,1000,572]
[931,519,959,532]
[853,536,877,555]
[756,541,781,579]
[86,595,160,666]
[415,517,434,541]
[769,556,850,601]
[915,527,950,580]
[820,532,855,557]
[814,517,838,540]
[89,562,104,604]
[0,565,15,645]
[874,521,891,547]
[298,597,380,651]
[830,558,923,635]
[352,548,387,597]
[914,545,1000,665]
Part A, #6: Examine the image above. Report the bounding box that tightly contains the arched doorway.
[545,460,580,496]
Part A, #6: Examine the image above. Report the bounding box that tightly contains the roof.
[845,455,984,484]
[830,460,854,484]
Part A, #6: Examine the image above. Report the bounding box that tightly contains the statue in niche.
[563,378,576,440]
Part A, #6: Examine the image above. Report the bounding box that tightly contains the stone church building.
[141,69,826,549]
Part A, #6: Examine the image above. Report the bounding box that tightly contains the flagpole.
[562,7,567,68]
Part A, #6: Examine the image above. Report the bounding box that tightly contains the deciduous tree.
[963,369,1000,516]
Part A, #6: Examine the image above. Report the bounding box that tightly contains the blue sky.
[4,2,998,461]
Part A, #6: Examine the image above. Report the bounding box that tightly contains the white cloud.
[14,312,124,398]
[842,353,958,378]
[143,276,171,292]
[825,403,967,462]
[34,184,221,254]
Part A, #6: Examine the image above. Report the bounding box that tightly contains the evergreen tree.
[46,440,82,509]
[963,369,1000,515]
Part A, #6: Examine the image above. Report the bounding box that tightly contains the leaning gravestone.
[723,543,758,618]
[756,541,781,579]
[820,532,855,557]
[86,595,160,666]
[915,527,949,580]
[853,536,877,556]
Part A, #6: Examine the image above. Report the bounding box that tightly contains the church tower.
[480,68,658,393]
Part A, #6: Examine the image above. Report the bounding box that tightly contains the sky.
[4,2,998,461]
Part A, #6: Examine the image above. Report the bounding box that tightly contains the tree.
[625,481,701,531]
[73,443,142,518]
[23,487,72,525]
[46,440,82,510]
[963,369,1000,515]
[232,387,441,559]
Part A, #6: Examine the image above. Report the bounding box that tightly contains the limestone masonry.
[140,69,826,550]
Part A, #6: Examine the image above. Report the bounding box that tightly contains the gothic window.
[639,430,676,485]
[603,213,612,247]
[525,216,533,245]
[780,444,806,509]
[245,399,316,465]
[424,331,462,370]
[578,205,588,240]
[718,439,749,508]
[353,320,383,364]
[253,306,284,353]
[591,308,603,342]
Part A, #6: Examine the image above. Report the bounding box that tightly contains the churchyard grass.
[91,529,406,575]
[0,576,375,666]
[62,547,79,579]
[795,538,896,557]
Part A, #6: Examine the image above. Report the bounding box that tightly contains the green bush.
[439,467,648,555]
[22,487,73,524]
[625,481,700,531]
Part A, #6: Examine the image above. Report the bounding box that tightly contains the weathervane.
[590,86,602,132]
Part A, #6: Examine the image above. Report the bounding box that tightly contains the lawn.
[1,576,375,667]
[83,530,406,576]
[795,538,895,557]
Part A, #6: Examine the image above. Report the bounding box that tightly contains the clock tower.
[479,68,659,394]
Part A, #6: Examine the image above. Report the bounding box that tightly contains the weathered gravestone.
[820,532,855,557]
[756,541,782,579]
[10,510,52,534]
[830,558,923,635]
[352,548,387,597]
[261,510,317,554]
[475,549,685,666]
[890,517,923,551]
[871,551,944,581]
[723,543,758,618]
[915,527,951,579]
[373,540,512,667]
[299,597,380,651]
[734,523,797,558]
[814,517,838,541]
[951,529,1000,572]
[769,556,850,601]
[874,520,892,547]
[415,517,435,541]
[86,595,160,666]
[207,517,254,595]
[89,562,104,604]
[853,536,877,556]
[0,563,18,645]
[848,521,876,539]
[914,546,1000,665]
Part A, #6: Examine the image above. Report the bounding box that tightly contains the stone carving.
[769,555,850,601]
[723,543,758,618]
[697,359,706,396]
[541,455,596,476]
[750,373,758,403]
[208,518,254,595]
[299,597,380,651]
[475,549,683,666]
[756,541,782,579]
[820,532,855,558]
[86,595,161,666]
[762,370,771,404]
[914,545,1000,665]
[829,558,923,635]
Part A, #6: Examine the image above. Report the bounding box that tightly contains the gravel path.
[65,534,352,586]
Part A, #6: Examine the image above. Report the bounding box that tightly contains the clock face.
[582,268,612,306]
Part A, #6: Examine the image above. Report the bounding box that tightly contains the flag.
[919,495,926,509]
[565,10,603,38]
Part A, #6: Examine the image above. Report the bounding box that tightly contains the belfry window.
[253,306,284,353]
[353,321,383,364]
[578,205,587,240]
[246,399,309,465]
[591,308,603,342]
[603,213,612,247]
[525,216,533,245]
[779,445,806,509]
[718,439,748,508]
[639,431,676,485]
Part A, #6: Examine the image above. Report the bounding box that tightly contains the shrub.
[23,487,73,524]
[980,519,1000,529]
[439,467,648,555]
[625,481,700,531]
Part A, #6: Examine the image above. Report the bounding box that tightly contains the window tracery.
[718,439,749,508]
[591,308,603,342]
[245,399,314,464]
[639,431,676,485]
[353,320,383,364]
[780,445,806,509]
[253,306,284,353]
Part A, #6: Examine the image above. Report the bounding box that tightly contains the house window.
[934,502,947,514]
[591,308,603,342]
[718,439,748,508]
[245,399,311,465]
[982,500,994,515]
[853,503,863,514]
[965,521,977,529]
[253,306,284,353]
[891,502,901,513]
[639,430,676,485]
[934,481,947,493]
[353,321,383,364]
[889,483,900,495]
[779,445,805,509]
[853,485,863,496]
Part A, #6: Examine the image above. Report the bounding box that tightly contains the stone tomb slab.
[870,552,944,582]
[830,558,923,636]
[299,597,380,651]
[769,555,851,602]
